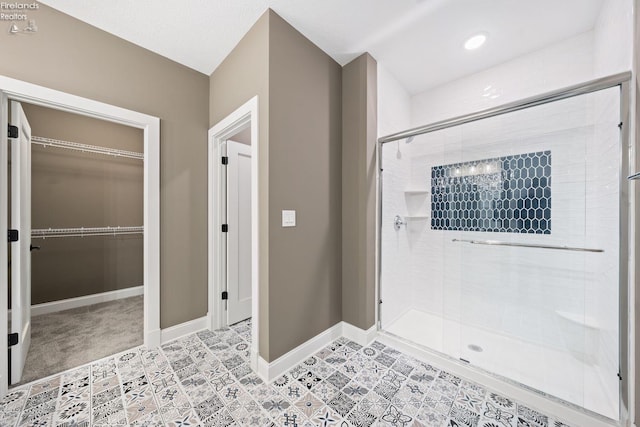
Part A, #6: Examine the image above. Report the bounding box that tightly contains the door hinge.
[221,156,229,165]
[617,371,623,381]
[221,224,228,233]
[618,122,624,129]
[8,333,18,347]
[8,229,18,242]
[7,125,18,138]
[221,291,228,300]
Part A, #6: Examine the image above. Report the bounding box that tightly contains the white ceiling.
[39,0,604,95]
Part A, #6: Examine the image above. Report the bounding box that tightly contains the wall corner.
[342,52,378,331]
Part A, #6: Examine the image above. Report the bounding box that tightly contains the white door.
[10,101,32,385]
[226,140,252,325]
[0,93,9,396]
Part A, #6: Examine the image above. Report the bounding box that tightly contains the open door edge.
[0,91,10,397]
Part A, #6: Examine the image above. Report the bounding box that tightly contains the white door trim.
[0,75,161,396]
[208,96,259,374]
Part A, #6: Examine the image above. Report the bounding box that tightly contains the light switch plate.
[282,210,296,227]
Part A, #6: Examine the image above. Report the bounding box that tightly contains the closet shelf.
[31,136,144,160]
[31,226,143,239]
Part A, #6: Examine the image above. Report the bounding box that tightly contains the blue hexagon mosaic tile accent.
[431,151,551,234]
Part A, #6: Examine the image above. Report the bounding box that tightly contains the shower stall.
[377,73,632,420]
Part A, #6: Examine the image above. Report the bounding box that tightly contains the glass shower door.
[379,84,622,420]
[454,87,621,419]
[380,123,465,360]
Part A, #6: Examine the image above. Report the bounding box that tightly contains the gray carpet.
[12,295,143,387]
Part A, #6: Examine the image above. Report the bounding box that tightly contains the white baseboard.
[342,322,377,347]
[256,352,270,380]
[255,321,378,382]
[249,349,259,374]
[28,286,144,317]
[161,316,208,344]
[258,322,344,382]
[146,329,162,348]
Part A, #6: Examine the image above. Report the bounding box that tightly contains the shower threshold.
[383,309,618,420]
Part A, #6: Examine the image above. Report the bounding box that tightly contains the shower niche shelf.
[404,188,430,219]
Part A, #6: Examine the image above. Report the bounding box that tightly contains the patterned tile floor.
[0,319,576,427]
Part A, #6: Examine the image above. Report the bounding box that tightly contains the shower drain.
[467,344,483,352]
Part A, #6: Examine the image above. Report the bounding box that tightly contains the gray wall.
[210,10,343,362]
[341,54,377,330]
[3,5,372,364]
[268,12,343,361]
[209,11,271,359]
[24,103,143,304]
[0,5,210,328]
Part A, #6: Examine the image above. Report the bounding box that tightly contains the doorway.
[8,101,145,387]
[0,75,161,398]
[208,96,260,372]
[225,138,252,325]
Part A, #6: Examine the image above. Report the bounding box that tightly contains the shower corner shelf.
[404,189,430,195]
[405,215,430,220]
[555,310,599,330]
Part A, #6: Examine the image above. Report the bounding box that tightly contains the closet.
[8,103,144,386]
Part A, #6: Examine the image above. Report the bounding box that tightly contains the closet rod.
[31,226,144,239]
[31,136,144,160]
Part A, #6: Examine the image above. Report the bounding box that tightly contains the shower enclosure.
[377,74,632,420]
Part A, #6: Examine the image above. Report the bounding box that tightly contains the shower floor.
[384,309,618,420]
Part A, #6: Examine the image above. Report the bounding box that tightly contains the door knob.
[30,244,40,251]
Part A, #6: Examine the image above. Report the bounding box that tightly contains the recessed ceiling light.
[464,33,487,50]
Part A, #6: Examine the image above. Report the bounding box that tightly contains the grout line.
[13,384,30,426]
[52,375,63,425]
[158,336,197,424]
[89,362,93,426]
[139,348,166,425]
[116,354,129,425]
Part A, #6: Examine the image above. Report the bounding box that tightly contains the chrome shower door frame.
[376,71,634,424]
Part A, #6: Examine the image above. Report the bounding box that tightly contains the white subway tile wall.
[377,1,633,418]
